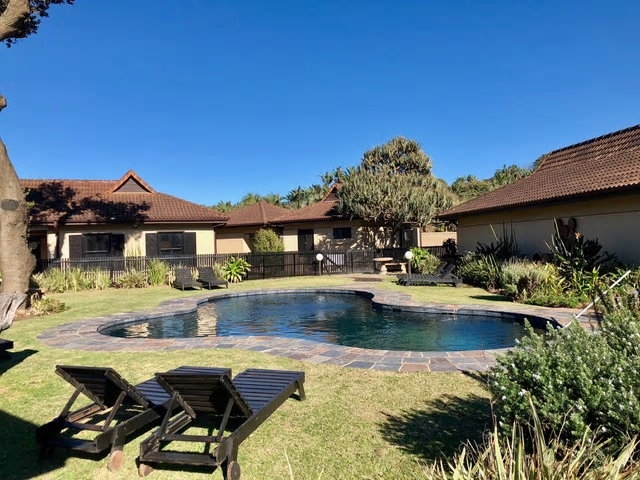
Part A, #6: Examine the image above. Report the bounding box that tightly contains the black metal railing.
[35,246,448,281]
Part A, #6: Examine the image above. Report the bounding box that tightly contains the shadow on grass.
[0,410,67,479]
[379,393,491,462]
[469,294,510,302]
[0,348,38,376]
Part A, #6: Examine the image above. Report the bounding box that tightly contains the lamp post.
[315,253,324,275]
[404,250,414,275]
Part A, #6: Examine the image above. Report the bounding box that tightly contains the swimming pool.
[101,291,543,351]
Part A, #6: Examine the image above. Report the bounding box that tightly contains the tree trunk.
[0,94,35,332]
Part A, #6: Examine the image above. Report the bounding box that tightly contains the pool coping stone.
[37,286,585,373]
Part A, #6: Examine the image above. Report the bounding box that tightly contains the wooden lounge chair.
[397,262,461,287]
[0,338,13,358]
[173,267,201,290]
[138,368,306,479]
[197,267,229,289]
[36,365,230,471]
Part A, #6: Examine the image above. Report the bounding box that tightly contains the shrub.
[500,259,549,301]
[476,223,519,261]
[425,401,640,479]
[252,228,284,253]
[548,222,617,295]
[86,268,112,290]
[147,259,170,286]
[32,267,93,293]
[222,257,251,283]
[458,253,502,290]
[211,262,226,280]
[409,247,441,274]
[116,269,149,288]
[489,308,640,454]
[30,297,66,316]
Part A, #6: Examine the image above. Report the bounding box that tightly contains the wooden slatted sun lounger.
[173,268,201,290]
[397,262,461,287]
[197,267,229,289]
[36,365,230,471]
[137,368,306,479]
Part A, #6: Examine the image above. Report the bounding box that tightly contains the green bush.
[32,267,93,292]
[489,308,640,454]
[548,223,616,296]
[30,297,66,315]
[408,247,441,274]
[524,293,585,308]
[87,268,112,290]
[147,259,170,286]
[211,262,226,280]
[458,253,502,290]
[252,228,284,253]
[222,257,251,283]
[115,269,149,288]
[500,259,549,301]
[425,399,640,479]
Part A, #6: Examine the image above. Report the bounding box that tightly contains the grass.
[0,275,508,479]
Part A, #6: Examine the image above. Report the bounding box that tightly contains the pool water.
[101,292,537,351]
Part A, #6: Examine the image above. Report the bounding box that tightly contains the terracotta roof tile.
[274,199,343,224]
[22,171,228,225]
[439,124,640,219]
[223,201,291,227]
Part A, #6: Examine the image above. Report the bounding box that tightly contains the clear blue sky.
[2,1,639,206]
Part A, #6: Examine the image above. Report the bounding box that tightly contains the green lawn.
[0,276,503,480]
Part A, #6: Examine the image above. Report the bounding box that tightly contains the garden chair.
[137,368,306,479]
[197,266,229,289]
[36,365,230,471]
[173,267,201,290]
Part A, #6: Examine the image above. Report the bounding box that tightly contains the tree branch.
[0,0,30,42]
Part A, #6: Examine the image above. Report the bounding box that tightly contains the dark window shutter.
[69,235,83,258]
[184,232,196,255]
[145,233,158,257]
[111,234,125,256]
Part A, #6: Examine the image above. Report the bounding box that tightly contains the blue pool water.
[101,292,537,351]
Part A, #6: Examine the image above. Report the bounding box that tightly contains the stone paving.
[37,284,582,373]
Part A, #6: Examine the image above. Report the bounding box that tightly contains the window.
[333,227,352,240]
[158,232,184,254]
[73,233,124,258]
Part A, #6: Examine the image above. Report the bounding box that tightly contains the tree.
[0,0,74,331]
[451,164,532,203]
[450,175,492,202]
[338,137,455,238]
[252,228,284,253]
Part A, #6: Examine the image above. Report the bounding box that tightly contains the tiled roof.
[223,201,291,227]
[439,124,640,219]
[274,199,344,224]
[22,171,228,225]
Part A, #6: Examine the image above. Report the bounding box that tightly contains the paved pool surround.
[37,286,581,373]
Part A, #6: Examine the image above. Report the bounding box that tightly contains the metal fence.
[35,246,448,282]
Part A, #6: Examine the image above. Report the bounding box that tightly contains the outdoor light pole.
[315,253,324,275]
[404,250,414,275]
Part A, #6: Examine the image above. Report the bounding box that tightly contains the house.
[438,124,640,264]
[215,201,291,254]
[23,170,228,261]
[270,185,391,252]
[215,185,390,253]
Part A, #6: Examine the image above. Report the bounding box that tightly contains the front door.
[297,229,314,252]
